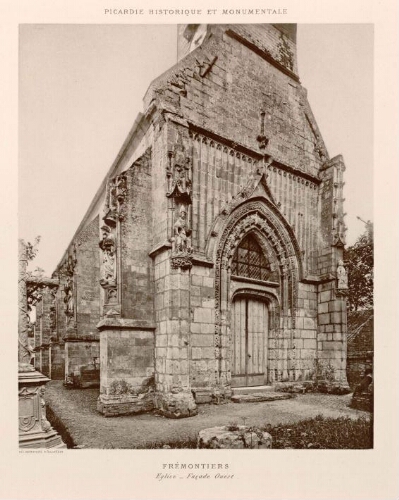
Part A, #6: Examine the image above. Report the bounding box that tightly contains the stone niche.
[97,318,155,417]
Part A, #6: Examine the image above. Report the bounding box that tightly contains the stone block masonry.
[64,340,99,388]
[50,24,351,418]
[97,318,155,417]
[52,215,101,386]
[121,149,154,321]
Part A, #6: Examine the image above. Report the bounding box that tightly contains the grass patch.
[45,404,76,449]
[137,439,197,449]
[264,415,373,449]
[137,416,373,449]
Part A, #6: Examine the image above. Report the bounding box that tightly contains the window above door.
[231,234,271,281]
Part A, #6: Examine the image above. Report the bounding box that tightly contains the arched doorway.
[210,199,302,391]
[230,234,271,387]
[231,296,269,387]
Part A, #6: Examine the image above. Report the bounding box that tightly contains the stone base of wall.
[97,392,154,417]
[191,387,214,404]
[315,379,351,395]
[273,381,316,393]
[191,386,232,404]
[154,391,198,418]
[97,318,156,416]
[210,386,233,404]
[273,379,351,395]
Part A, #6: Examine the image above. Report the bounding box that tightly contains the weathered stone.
[19,368,66,448]
[154,391,198,419]
[97,318,156,416]
[43,24,351,420]
[64,340,100,388]
[316,380,351,395]
[272,383,308,394]
[97,392,154,417]
[197,426,272,449]
[231,392,293,403]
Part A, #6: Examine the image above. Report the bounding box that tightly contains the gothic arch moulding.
[206,194,303,275]
[209,196,303,388]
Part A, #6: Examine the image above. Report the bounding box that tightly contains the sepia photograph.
[18,23,375,451]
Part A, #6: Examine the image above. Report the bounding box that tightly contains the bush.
[263,415,372,449]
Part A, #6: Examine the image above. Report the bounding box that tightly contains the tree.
[344,222,373,311]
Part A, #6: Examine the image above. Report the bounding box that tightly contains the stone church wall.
[146,25,347,410]
[50,343,65,380]
[49,24,350,416]
[121,149,154,320]
[54,215,101,385]
[145,24,326,276]
[75,215,101,335]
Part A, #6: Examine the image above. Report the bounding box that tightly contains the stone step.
[231,392,294,404]
[231,385,275,396]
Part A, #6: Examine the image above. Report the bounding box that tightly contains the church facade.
[43,24,350,417]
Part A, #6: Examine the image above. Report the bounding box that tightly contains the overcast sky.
[19,24,373,275]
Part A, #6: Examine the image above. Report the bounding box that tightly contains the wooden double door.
[231,297,268,387]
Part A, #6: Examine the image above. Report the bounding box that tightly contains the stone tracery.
[212,198,302,388]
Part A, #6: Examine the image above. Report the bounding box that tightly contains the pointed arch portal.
[230,233,272,386]
[210,196,303,388]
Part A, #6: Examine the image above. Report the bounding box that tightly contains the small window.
[231,234,271,281]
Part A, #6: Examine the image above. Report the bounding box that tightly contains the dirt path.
[45,381,369,449]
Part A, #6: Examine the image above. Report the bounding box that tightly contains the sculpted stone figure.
[166,136,192,202]
[173,208,192,254]
[49,305,56,331]
[99,225,117,286]
[337,260,348,289]
[63,278,74,318]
